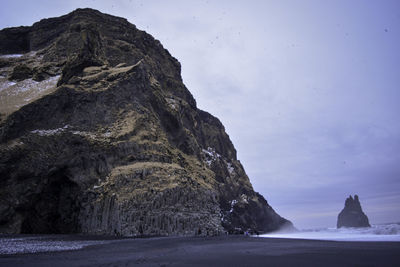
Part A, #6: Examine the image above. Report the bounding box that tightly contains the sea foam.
[0,235,113,255]
[260,223,400,242]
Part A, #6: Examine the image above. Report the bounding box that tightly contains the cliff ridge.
[0,8,292,236]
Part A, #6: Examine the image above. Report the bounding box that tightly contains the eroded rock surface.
[0,8,292,236]
[337,195,371,228]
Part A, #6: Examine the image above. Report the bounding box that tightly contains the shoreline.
[1,235,400,266]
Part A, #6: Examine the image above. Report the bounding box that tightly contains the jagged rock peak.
[337,195,371,228]
[0,9,293,236]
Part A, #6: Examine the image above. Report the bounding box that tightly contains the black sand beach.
[1,235,399,267]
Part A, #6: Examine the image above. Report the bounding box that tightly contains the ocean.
[260,223,400,241]
[1,223,399,255]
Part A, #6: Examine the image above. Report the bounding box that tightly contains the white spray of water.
[260,223,400,242]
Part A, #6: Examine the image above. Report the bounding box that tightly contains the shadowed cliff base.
[0,8,293,236]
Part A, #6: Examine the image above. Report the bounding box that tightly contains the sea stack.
[337,195,370,228]
[0,8,293,236]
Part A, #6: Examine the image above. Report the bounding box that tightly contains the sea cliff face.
[0,8,292,236]
[337,195,370,228]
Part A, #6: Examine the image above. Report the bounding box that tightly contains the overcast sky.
[1,0,399,229]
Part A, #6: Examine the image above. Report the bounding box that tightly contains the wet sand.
[1,235,400,267]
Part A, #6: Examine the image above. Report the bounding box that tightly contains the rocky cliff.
[337,195,370,228]
[0,8,292,236]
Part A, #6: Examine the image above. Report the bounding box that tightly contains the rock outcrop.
[0,8,293,236]
[337,195,370,228]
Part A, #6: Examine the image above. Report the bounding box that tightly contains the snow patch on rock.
[0,75,60,99]
[0,54,23,58]
[240,194,249,204]
[165,97,179,111]
[31,125,70,136]
[227,162,234,174]
[31,125,111,140]
[0,81,16,92]
[202,147,221,166]
[230,199,238,213]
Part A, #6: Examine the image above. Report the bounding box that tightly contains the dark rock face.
[337,195,371,228]
[0,8,293,236]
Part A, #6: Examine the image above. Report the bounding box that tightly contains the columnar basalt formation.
[0,8,293,236]
[337,195,371,228]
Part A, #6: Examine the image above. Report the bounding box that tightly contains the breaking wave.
[260,223,400,241]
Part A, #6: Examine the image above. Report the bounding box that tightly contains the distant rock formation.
[0,8,293,236]
[337,195,370,228]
